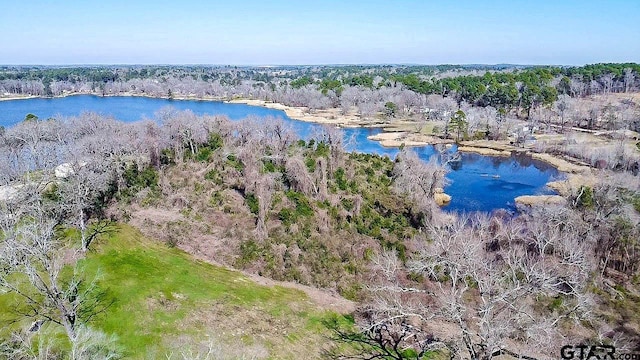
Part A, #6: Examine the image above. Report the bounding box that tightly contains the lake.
[0,95,562,212]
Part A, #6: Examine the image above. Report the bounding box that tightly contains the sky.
[0,0,638,65]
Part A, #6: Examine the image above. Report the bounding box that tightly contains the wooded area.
[1,63,639,359]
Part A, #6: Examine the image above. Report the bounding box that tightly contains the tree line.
[2,64,638,120]
[1,109,638,359]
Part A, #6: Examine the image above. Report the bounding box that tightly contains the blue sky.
[0,0,638,65]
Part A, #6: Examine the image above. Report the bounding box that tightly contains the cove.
[0,95,563,212]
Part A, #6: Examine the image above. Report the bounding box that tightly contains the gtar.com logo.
[560,345,640,360]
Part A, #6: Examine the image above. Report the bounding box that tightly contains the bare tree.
[55,160,114,252]
[312,126,346,175]
[554,94,573,132]
[0,327,58,360]
[69,325,121,360]
[284,154,317,196]
[392,149,447,224]
[601,74,614,95]
[339,209,602,360]
[570,77,585,97]
[0,194,110,345]
[255,173,277,240]
[623,68,635,93]
[324,312,446,360]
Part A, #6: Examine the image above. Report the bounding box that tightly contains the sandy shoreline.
[367,131,454,147]
[226,98,387,128]
[0,95,40,101]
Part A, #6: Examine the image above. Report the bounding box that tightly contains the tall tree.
[447,109,468,143]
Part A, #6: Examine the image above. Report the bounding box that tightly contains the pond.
[0,95,563,212]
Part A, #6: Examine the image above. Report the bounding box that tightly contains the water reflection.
[0,95,564,212]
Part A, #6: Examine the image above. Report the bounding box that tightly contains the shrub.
[285,191,314,218]
[236,240,261,268]
[472,130,488,140]
[262,159,279,173]
[160,148,175,165]
[42,182,61,202]
[271,192,282,207]
[278,208,295,226]
[245,193,259,215]
[338,283,362,301]
[120,164,159,200]
[278,191,314,227]
[632,194,640,213]
[341,198,354,211]
[575,186,595,209]
[196,147,212,162]
[210,191,224,207]
[348,180,358,192]
[207,133,223,150]
[334,168,348,190]
[305,156,317,172]
[204,168,223,185]
[315,141,330,158]
[226,154,244,171]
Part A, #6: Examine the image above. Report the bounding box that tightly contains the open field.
[0,225,349,359]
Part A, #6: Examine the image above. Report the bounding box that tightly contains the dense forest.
[1,64,639,359]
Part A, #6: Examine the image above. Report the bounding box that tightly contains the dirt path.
[245,273,356,314]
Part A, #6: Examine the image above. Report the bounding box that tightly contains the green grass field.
[1,225,347,359]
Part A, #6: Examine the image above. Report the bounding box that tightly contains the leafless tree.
[0,327,59,360]
[55,160,114,252]
[392,149,447,224]
[339,206,605,360]
[601,74,614,94]
[255,173,277,240]
[324,311,447,360]
[554,94,573,131]
[0,195,111,345]
[570,77,585,97]
[284,154,317,196]
[623,68,635,93]
[312,126,346,175]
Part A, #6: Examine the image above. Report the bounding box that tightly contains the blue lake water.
[0,95,563,212]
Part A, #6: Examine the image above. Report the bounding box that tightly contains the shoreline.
[0,95,40,101]
[0,91,227,102]
[226,98,388,128]
[366,131,454,147]
[1,92,595,196]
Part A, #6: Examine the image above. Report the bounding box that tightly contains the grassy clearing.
[88,225,342,358]
[1,225,345,359]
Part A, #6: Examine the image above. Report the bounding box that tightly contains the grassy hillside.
[1,225,348,359]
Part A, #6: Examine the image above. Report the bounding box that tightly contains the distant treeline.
[393,63,640,111]
[1,63,638,119]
